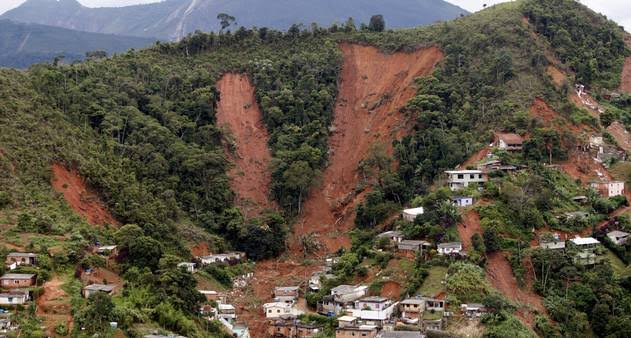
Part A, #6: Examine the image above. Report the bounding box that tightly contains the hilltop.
[1,0,631,337]
[1,0,468,40]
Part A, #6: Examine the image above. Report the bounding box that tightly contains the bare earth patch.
[51,163,118,226]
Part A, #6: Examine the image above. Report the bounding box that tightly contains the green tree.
[368,15,386,32]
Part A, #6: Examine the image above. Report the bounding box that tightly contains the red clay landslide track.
[295,43,444,253]
[216,73,276,217]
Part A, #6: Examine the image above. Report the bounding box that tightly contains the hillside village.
[2,0,631,337]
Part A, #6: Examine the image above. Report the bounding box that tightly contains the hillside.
[1,0,468,40]
[1,0,631,337]
[0,19,154,68]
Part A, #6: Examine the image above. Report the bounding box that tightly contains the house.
[437,242,462,255]
[264,302,303,319]
[218,302,238,321]
[0,274,36,289]
[5,253,37,269]
[95,245,118,257]
[335,325,378,338]
[590,180,625,197]
[198,290,220,301]
[445,170,487,191]
[461,303,486,318]
[331,285,368,304]
[267,318,322,338]
[308,271,335,291]
[337,316,358,328]
[0,289,29,305]
[347,297,398,326]
[402,207,424,222]
[199,252,245,265]
[325,256,340,268]
[375,331,424,338]
[540,241,566,250]
[397,240,431,254]
[452,196,474,207]
[274,286,300,300]
[495,133,524,151]
[572,196,589,204]
[607,230,630,245]
[422,310,443,331]
[376,231,404,244]
[569,237,601,265]
[399,297,424,321]
[82,284,116,298]
[177,262,196,273]
[0,316,17,332]
[318,285,368,316]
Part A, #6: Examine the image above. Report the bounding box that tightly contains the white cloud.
[0,0,163,15]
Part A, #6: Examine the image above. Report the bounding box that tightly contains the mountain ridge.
[2,0,469,40]
[0,19,154,68]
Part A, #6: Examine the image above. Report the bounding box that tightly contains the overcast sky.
[0,0,630,31]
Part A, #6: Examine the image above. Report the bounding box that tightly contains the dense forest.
[0,0,630,337]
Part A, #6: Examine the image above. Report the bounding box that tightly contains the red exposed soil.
[486,252,544,313]
[294,43,444,253]
[51,163,118,226]
[620,35,631,93]
[37,275,73,337]
[558,151,612,184]
[81,267,123,287]
[216,73,276,218]
[460,147,490,168]
[528,98,585,134]
[190,242,211,257]
[457,210,483,252]
[606,121,631,153]
[380,281,401,299]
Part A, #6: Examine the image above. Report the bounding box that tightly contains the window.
[362,334,367,337]
[470,174,475,179]
[457,174,464,179]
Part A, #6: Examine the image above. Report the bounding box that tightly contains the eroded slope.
[216,73,275,217]
[51,163,118,226]
[295,43,444,252]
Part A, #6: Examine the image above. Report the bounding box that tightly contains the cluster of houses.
[264,285,485,338]
[538,230,630,265]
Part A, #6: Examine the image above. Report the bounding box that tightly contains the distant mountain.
[0,20,154,68]
[1,0,469,41]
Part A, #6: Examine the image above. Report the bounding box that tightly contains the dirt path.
[457,209,483,251]
[620,35,631,93]
[294,43,444,253]
[486,252,545,313]
[51,163,118,226]
[37,275,73,337]
[216,73,276,218]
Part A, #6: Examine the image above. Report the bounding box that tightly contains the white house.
[461,303,486,318]
[82,284,116,298]
[331,285,368,303]
[570,237,601,265]
[445,170,487,191]
[348,297,398,325]
[376,231,404,243]
[263,302,303,318]
[177,262,196,273]
[0,289,29,305]
[452,196,474,207]
[199,252,245,265]
[218,302,237,321]
[402,207,424,222]
[437,242,463,255]
[397,240,431,253]
[540,241,566,250]
[607,230,630,245]
[590,180,625,197]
